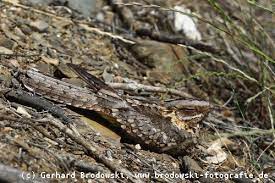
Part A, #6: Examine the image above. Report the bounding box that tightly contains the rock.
[174,6,202,41]
[31,32,50,47]
[96,6,114,25]
[25,0,53,5]
[102,67,113,83]
[135,144,141,150]
[20,24,32,35]
[182,156,203,173]
[0,46,13,54]
[0,35,15,49]
[14,27,26,39]
[30,20,49,32]
[130,40,189,82]
[57,62,78,78]
[67,0,103,17]
[16,106,32,118]
[1,23,21,43]
[25,0,102,17]
[35,62,55,74]
[41,56,59,66]
[9,59,20,68]
[2,127,13,133]
[0,65,12,87]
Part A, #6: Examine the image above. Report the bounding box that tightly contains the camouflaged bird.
[20,64,211,155]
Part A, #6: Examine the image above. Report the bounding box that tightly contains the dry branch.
[0,163,48,183]
[107,82,193,98]
[0,114,143,183]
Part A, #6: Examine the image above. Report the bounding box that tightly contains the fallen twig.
[256,138,275,162]
[267,96,275,138]
[47,119,142,183]
[219,128,275,138]
[6,90,73,123]
[107,82,193,98]
[136,28,218,54]
[0,114,143,183]
[0,53,40,57]
[0,163,48,183]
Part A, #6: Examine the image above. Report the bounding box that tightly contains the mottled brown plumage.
[20,65,211,155]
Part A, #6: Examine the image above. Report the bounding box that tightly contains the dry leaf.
[41,56,59,66]
[16,106,31,118]
[204,137,234,164]
[81,116,121,143]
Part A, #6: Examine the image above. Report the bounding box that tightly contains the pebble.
[135,144,141,150]
[30,20,49,32]
[0,46,13,54]
[0,35,15,49]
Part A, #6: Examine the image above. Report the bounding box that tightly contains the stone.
[135,144,141,150]
[26,0,102,17]
[30,20,49,32]
[67,0,103,17]
[0,46,13,54]
[130,40,189,82]
[0,35,15,49]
